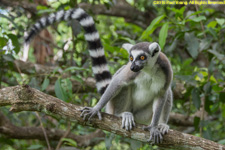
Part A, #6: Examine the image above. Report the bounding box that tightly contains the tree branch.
[78,3,154,28]
[0,85,224,150]
[0,0,153,28]
[12,60,96,93]
[0,111,105,147]
[0,0,37,14]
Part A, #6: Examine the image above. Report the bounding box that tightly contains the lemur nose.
[130,64,140,72]
[130,65,135,71]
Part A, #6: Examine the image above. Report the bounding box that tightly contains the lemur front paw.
[121,112,136,130]
[143,125,163,144]
[80,107,102,121]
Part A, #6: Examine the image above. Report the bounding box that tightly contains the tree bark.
[0,85,224,150]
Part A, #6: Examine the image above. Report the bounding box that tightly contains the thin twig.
[14,61,22,75]
[55,122,71,150]
[200,96,205,137]
[35,112,51,150]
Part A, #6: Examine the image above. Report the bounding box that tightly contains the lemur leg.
[106,101,135,130]
[106,86,135,131]
[120,88,135,131]
[143,92,168,144]
[158,88,173,135]
[107,103,135,131]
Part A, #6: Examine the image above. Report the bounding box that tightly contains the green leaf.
[119,37,136,45]
[72,76,84,83]
[36,5,48,10]
[140,15,165,40]
[190,16,206,22]
[36,6,54,15]
[7,34,20,54]
[207,28,217,39]
[199,39,212,51]
[3,54,15,62]
[27,144,43,149]
[207,21,217,28]
[109,25,118,39]
[64,79,73,101]
[105,133,114,149]
[215,18,225,26]
[184,32,199,59]
[0,37,7,49]
[219,92,225,103]
[63,66,86,73]
[218,139,225,145]
[194,116,200,130]
[130,140,142,150]
[55,79,67,101]
[52,67,61,75]
[183,58,193,67]
[185,10,203,19]
[203,82,212,94]
[222,105,225,117]
[103,43,121,53]
[29,77,39,89]
[205,96,213,113]
[159,22,169,50]
[203,129,212,140]
[169,6,185,18]
[65,78,72,92]
[61,138,77,147]
[41,77,49,91]
[208,49,225,61]
[0,13,19,29]
[192,88,201,109]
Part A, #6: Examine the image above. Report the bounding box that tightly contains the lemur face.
[123,42,161,72]
[129,50,148,72]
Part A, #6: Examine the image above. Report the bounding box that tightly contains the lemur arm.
[80,65,131,120]
[150,52,173,127]
[143,52,173,144]
[142,91,168,144]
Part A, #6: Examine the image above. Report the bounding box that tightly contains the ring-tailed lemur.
[25,8,173,144]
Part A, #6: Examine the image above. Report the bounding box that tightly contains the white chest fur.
[132,68,165,109]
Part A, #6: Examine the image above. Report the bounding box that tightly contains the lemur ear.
[149,42,161,57]
[122,43,133,53]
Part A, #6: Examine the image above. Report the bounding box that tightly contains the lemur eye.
[130,56,133,61]
[140,56,145,60]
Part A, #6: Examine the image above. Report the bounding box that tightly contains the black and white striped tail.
[25,8,111,94]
